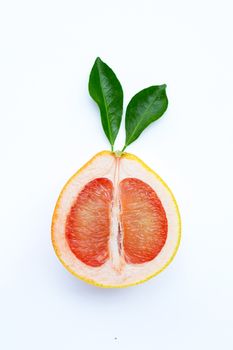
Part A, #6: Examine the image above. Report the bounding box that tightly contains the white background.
[0,0,233,349]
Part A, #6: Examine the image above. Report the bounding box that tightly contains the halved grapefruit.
[52,151,181,288]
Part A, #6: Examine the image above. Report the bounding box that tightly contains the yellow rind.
[51,150,181,288]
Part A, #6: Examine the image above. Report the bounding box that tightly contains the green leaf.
[88,57,123,150]
[123,85,168,150]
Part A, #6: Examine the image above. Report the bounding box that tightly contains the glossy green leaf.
[88,57,123,150]
[123,85,168,150]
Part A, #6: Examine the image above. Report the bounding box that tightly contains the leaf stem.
[121,145,126,152]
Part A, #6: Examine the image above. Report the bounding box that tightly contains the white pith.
[52,152,180,287]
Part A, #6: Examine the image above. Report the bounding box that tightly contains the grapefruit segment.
[120,178,168,264]
[52,151,181,287]
[65,178,113,267]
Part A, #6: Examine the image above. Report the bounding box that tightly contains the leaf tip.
[95,56,102,65]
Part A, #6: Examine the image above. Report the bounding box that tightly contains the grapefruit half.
[52,151,181,287]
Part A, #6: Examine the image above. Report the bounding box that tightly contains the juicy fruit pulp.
[66,177,168,268]
[66,178,113,267]
[52,151,181,287]
[120,178,168,264]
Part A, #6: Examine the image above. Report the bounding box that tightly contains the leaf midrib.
[97,60,113,146]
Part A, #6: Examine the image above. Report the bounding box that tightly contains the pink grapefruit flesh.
[120,178,168,264]
[65,178,113,267]
[65,177,168,267]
